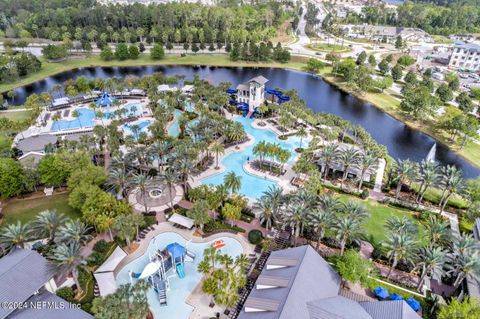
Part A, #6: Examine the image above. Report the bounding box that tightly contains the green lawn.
[336,194,425,243]
[1,193,81,225]
[305,43,352,53]
[0,110,32,122]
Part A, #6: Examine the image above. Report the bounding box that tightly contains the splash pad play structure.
[129,241,196,306]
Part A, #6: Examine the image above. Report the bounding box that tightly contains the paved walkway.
[371,158,386,200]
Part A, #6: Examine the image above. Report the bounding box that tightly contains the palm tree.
[357,152,378,191]
[338,147,360,188]
[394,159,418,200]
[0,221,33,253]
[262,185,284,220]
[151,140,171,172]
[56,220,92,245]
[174,158,194,193]
[424,215,451,248]
[451,233,480,258]
[107,166,130,199]
[50,242,84,293]
[384,232,418,278]
[340,200,369,219]
[224,171,241,194]
[439,165,465,213]
[162,169,178,209]
[447,251,480,288]
[309,208,335,249]
[319,143,339,180]
[334,215,363,255]
[72,110,82,128]
[211,141,225,170]
[317,194,341,214]
[130,172,151,214]
[414,246,447,291]
[415,160,440,203]
[255,196,275,230]
[384,216,418,236]
[296,127,308,150]
[227,122,246,149]
[282,201,309,246]
[34,210,67,242]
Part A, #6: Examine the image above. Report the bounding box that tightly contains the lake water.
[5,65,479,178]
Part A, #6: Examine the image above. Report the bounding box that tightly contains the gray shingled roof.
[0,250,55,318]
[307,296,373,319]
[16,135,57,153]
[359,300,421,319]
[454,41,480,52]
[8,291,93,319]
[249,76,269,85]
[238,245,423,319]
[238,245,341,319]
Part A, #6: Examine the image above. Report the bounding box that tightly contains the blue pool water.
[51,108,96,131]
[123,120,152,137]
[200,116,304,198]
[103,103,143,119]
[116,232,243,319]
[51,104,143,131]
[168,109,182,136]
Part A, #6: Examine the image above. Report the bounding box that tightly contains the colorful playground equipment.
[129,241,196,307]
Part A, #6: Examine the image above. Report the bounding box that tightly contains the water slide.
[185,250,196,262]
[243,109,249,117]
[176,263,186,279]
[250,107,258,119]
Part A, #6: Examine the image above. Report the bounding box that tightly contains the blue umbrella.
[406,297,421,312]
[374,287,389,300]
[389,293,403,301]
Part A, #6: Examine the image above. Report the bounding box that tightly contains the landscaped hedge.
[248,230,263,245]
[203,220,245,234]
[77,268,94,305]
[56,286,75,303]
[87,240,116,268]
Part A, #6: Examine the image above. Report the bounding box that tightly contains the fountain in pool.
[426,143,437,162]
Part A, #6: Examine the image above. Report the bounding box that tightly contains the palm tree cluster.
[393,160,466,212]
[317,143,378,190]
[252,141,290,173]
[0,210,92,292]
[382,214,480,291]
[255,186,369,254]
[198,247,249,308]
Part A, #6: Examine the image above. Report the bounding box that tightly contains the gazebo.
[96,92,115,107]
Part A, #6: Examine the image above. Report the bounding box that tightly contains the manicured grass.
[0,110,32,122]
[1,193,81,225]
[336,194,425,243]
[0,54,308,94]
[305,43,352,53]
[432,35,453,44]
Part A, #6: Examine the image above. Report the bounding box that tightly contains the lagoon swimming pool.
[200,116,304,198]
[116,232,243,319]
[123,120,152,137]
[51,104,143,132]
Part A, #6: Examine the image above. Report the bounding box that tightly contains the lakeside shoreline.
[1,53,479,171]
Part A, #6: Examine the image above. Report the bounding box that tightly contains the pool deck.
[114,222,254,277]
[113,222,255,319]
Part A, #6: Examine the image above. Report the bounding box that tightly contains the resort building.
[468,218,480,298]
[448,41,480,72]
[236,76,269,112]
[238,245,422,319]
[15,134,58,155]
[0,249,93,319]
[342,25,433,43]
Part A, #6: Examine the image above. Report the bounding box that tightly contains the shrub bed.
[203,220,245,234]
[248,230,263,245]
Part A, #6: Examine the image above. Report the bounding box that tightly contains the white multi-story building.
[449,41,480,72]
[236,76,268,112]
